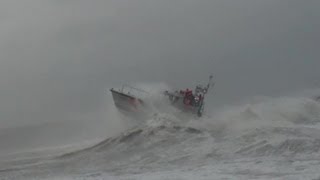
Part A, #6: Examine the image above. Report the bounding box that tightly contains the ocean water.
[1,95,320,180]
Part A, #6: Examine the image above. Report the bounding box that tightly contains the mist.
[0,0,320,153]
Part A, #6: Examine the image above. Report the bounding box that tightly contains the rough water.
[1,96,320,179]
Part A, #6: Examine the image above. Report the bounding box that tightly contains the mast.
[205,75,214,95]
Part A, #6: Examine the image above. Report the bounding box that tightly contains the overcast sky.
[0,0,319,128]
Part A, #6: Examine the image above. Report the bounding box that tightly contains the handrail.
[114,84,150,99]
[121,84,149,94]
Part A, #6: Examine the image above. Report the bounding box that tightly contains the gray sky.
[0,0,320,128]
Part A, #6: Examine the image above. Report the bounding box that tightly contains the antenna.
[205,75,214,94]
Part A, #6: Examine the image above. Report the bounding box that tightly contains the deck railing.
[119,84,150,98]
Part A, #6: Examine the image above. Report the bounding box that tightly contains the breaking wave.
[2,94,320,179]
[56,96,320,165]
